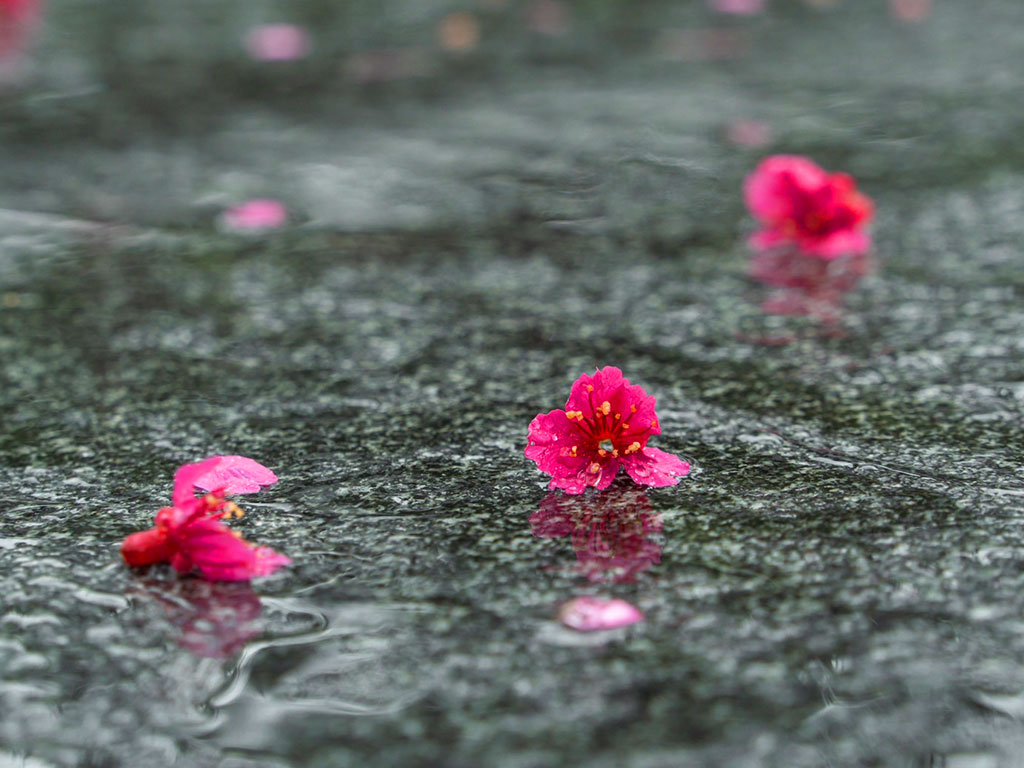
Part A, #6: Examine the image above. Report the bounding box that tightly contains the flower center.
[599,439,615,452]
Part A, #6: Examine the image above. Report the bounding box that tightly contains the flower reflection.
[750,248,872,323]
[530,486,662,583]
[130,579,264,659]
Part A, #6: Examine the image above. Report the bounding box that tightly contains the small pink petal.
[709,0,765,14]
[245,24,311,62]
[192,455,279,496]
[221,199,288,232]
[558,596,644,631]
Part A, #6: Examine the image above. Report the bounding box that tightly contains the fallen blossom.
[526,366,691,495]
[121,456,290,582]
[245,24,311,62]
[745,155,873,259]
[531,487,662,583]
[220,199,288,233]
[557,596,644,631]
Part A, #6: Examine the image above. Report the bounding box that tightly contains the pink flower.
[530,488,662,583]
[121,456,291,582]
[744,155,874,259]
[526,366,691,495]
[245,24,311,62]
[557,596,644,631]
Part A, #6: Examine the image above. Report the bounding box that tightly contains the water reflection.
[129,579,263,659]
[750,248,873,324]
[530,486,662,583]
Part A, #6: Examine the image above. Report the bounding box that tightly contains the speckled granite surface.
[2,2,1024,767]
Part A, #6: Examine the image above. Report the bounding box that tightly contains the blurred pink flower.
[558,596,644,631]
[0,0,40,64]
[709,0,765,15]
[526,366,690,495]
[245,24,311,62]
[531,488,662,583]
[220,199,288,232]
[121,456,290,582]
[745,155,874,259]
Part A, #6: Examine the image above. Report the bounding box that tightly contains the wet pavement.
[2,2,1024,766]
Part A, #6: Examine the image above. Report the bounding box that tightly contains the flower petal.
[175,517,290,582]
[557,596,644,631]
[623,447,691,488]
[192,455,279,496]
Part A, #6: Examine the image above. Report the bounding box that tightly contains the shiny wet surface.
[2,2,1024,767]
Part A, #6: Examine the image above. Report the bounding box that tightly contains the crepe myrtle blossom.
[526,366,690,494]
[121,456,290,582]
[744,155,874,259]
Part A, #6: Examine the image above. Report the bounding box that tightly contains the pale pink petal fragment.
[709,0,765,15]
[558,596,644,631]
[623,447,691,488]
[192,455,279,496]
[220,199,288,232]
[245,24,311,62]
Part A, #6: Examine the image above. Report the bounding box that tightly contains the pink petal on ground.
[220,199,288,232]
[557,596,644,631]
[245,24,311,62]
[709,0,765,15]
[192,455,279,496]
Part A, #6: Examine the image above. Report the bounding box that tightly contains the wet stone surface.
[3,2,1024,767]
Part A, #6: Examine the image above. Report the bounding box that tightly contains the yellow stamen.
[588,462,601,474]
[586,385,593,392]
[599,401,611,415]
[630,405,637,413]
[598,449,607,458]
